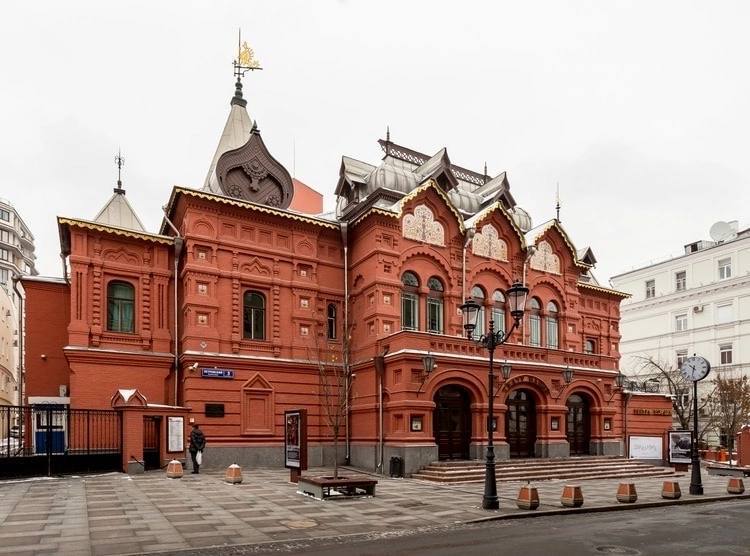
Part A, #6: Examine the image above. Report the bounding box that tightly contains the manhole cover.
[595,546,640,555]
[281,519,318,529]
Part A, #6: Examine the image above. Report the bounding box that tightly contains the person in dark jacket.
[189,424,206,474]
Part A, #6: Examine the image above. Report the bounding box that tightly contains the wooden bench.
[297,476,377,499]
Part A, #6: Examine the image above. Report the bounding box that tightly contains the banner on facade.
[284,409,307,470]
[628,435,663,460]
[668,430,693,464]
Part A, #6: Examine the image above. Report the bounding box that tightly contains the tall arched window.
[107,281,135,333]
[546,301,559,349]
[491,289,506,336]
[327,303,337,340]
[243,291,266,340]
[527,297,541,347]
[426,277,444,334]
[401,271,420,331]
[471,286,486,337]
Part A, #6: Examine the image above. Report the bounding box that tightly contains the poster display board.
[284,409,308,470]
[668,430,693,464]
[628,435,663,460]
[167,416,184,453]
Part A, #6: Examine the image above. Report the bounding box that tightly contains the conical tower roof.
[93,190,146,232]
[203,78,254,194]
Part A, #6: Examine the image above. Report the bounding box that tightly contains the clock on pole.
[680,354,710,495]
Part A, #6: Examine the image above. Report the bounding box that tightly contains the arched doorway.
[506,389,536,458]
[566,394,591,456]
[433,385,471,460]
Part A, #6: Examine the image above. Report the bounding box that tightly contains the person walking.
[189,424,206,474]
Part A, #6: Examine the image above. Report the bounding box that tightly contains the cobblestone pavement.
[0,466,746,556]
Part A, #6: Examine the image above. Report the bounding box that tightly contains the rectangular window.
[0,248,8,262]
[0,229,9,243]
[718,258,732,280]
[546,317,559,349]
[645,279,655,299]
[529,314,541,346]
[426,298,443,334]
[0,269,8,285]
[716,303,732,324]
[675,271,686,292]
[676,350,688,369]
[675,313,688,332]
[491,308,505,336]
[0,209,9,222]
[401,293,418,331]
[720,344,733,365]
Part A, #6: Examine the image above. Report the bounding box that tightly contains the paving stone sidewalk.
[0,466,745,556]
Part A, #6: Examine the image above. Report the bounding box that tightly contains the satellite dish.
[710,221,735,243]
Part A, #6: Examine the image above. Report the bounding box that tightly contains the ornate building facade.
[22,72,673,474]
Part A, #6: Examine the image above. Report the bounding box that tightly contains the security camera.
[189,362,199,371]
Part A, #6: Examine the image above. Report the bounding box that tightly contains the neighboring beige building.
[0,197,37,289]
[0,285,17,407]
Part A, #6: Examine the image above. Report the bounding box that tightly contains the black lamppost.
[460,281,529,510]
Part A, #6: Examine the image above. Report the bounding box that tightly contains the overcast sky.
[2,1,749,284]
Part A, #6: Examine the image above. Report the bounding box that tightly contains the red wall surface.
[21,278,70,401]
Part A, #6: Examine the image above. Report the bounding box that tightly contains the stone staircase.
[412,456,678,483]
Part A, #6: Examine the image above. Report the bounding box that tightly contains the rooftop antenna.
[232,29,262,107]
[384,125,391,156]
[114,149,125,194]
[555,182,561,222]
[483,161,488,184]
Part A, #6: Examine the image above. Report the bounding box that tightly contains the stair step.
[412,468,676,484]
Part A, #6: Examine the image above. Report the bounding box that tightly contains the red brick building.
[22,74,673,474]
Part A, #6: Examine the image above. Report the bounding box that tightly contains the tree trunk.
[333,429,339,479]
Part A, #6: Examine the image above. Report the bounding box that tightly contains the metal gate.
[0,405,122,478]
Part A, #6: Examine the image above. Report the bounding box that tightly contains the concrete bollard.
[661,480,681,499]
[517,484,540,510]
[561,484,583,508]
[616,482,637,503]
[727,477,745,494]
[225,463,243,484]
[166,460,183,479]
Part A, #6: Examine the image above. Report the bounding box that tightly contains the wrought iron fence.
[0,405,122,477]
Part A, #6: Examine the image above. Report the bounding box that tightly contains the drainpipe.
[341,222,351,465]
[162,208,183,407]
[462,228,475,301]
[12,277,24,407]
[374,353,386,474]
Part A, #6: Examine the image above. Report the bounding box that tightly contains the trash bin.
[389,456,404,478]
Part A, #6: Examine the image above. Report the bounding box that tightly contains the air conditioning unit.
[693,305,704,313]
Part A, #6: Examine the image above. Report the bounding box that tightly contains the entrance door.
[143,417,161,470]
[566,394,590,455]
[506,389,536,458]
[434,386,471,460]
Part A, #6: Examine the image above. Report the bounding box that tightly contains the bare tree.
[706,374,750,466]
[312,317,352,480]
[632,355,714,441]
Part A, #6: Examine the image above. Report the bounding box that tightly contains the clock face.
[680,356,711,382]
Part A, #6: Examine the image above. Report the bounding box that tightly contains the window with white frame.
[675,313,688,332]
[716,303,733,324]
[491,290,505,336]
[676,350,688,369]
[0,248,9,262]
[471,286,486,337]
[675,271,686,292]
[527,297,541,347]
[718,258,732,280]
[720,344,733,365]
[0,209,9,222]
[546,301,559,349]
[401,272,420,331]
[645,279,655,299]
[426,277,444,334]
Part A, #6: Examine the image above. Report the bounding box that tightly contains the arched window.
[107,281,135,333]
[327,304,337,340]
[491,289,506,336]
[471,285,486,337]
[527,297,541,347]
[584,339,596,354]
[401,271,420,331]
[546,301,559,349]
[243,291,266,340]
[427,277,444,334]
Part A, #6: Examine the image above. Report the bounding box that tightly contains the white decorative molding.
[530,241,560,274]
[402,204,445,246]
[472,224,508,261]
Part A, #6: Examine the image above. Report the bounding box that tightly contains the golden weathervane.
[234,30,262,78]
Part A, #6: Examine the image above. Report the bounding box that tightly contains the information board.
[167,416,184,452]
[629,435,663,460]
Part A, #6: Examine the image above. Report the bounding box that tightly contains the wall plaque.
[167,416,184,453]
[201,368,235,379]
